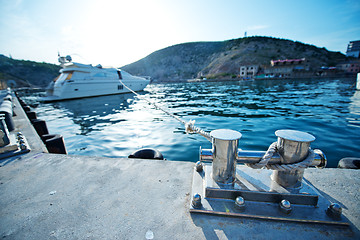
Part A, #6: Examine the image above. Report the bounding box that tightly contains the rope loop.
[185,120,211,141]
[245,142,315,171]
[185,120,196,134]
[245,142,277,169]
[265,149,315,171]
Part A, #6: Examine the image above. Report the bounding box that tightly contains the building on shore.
[239,65,259,79]
[261,58,309,78]
[346,40,360,58]
[336,60,360,74]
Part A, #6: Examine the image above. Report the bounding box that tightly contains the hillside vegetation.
[122,36,347,81]
[0,54,60,88]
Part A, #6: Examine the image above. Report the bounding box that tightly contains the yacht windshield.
[117,70,122,80]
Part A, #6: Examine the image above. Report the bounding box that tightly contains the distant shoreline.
[150,75,357,84]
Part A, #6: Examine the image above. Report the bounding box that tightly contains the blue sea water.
[24,78,360,167]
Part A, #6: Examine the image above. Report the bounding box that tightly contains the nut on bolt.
[235,196,245,211]
[326,203,342,219]
[17,132,24,140]
[20,143,27,151]
[195,161,203,172]
[192,193,202,209]
[279,199,292,214]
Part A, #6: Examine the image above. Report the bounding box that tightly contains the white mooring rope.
[120,80,313,170]
[245,142,315,171]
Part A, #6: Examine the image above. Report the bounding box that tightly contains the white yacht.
[40,55,150,102]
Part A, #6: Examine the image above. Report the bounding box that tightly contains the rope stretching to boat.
[120,80,314,170]
[119,80,211,141]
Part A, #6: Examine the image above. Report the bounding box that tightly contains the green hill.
[0,54,60,88]
[122,36,347,82]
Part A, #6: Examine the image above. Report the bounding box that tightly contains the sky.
[0,0,359,67]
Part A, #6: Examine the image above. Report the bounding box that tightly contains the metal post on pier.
[210,129,242,185]
[271,130,315,190]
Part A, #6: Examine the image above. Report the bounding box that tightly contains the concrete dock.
[0,91,359,239]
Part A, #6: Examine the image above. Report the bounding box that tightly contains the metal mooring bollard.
[210,129,242,185]
[271,129,315,189]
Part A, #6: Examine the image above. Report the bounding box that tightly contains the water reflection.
[49,93,137,135]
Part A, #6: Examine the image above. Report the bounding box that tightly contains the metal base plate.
[190,163,350,226]
[0,133,30,160]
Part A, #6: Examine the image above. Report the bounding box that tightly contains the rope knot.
[185,120,196,134]
[245,142,315,171]
[245,142,277,169]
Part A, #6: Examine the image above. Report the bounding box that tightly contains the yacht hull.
[40,79,149,102]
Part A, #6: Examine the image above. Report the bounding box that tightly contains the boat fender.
[128,148,164,160]
[19,99,26,107]
[41,134,67,154]
[31,119,49,137]
[338,157,360,169]
[26,111,37,120]
[23,105,31,112]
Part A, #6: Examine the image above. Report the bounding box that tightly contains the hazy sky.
[0,0,359,67]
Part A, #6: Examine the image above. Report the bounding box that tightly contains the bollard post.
[271,129,315,190]
[210,129,242,185]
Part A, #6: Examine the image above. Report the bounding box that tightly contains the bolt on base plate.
[189,163,349,226]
